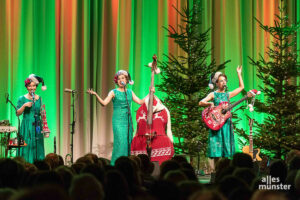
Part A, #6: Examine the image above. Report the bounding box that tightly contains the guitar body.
[202,89,260,131]
[202,102,231,131]
[242,145,262,161]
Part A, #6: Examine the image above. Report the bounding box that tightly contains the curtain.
[0,0,299,160]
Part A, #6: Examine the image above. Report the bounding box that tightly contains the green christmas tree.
[158,0,229,155]
[242,4,300,158]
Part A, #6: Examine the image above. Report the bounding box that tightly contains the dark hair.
[216,74,228,83]
[231,153,253,169]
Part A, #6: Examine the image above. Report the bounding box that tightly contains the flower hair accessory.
[113,70,134,85]
[24,78,32,87]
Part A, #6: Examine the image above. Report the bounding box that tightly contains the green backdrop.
[0,0,299,160]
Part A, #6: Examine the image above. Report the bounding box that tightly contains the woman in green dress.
[199,66,244,171]
[16,75,46,163]
[87,70,153,165]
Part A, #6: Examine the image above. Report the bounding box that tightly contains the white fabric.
[212,71,222,84]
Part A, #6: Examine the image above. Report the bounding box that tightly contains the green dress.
[111,89,133,165]
[207,92,235,158]
[17,96,45,163]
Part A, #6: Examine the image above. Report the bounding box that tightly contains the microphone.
[64,88,77,93]
[224,84,228,91]
[121,81,126,86]
[31,90,35,102]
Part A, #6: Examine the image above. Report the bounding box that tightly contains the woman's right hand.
[209,102,214,108]
[87,88,97,95]
[24,102,33,108]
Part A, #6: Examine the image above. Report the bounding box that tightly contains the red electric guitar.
[202,89,259,131]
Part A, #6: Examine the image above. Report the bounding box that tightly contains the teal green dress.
[111,89,133,165]
[207,92,235,158]
[17,96,45,163]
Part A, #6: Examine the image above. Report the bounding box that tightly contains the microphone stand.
[123,84,133,156]
[70,91,76,163]
[32,93,39,161]
[225,86,235,156]
[64,89,76,165]
[6,94,21,157]
[54,136,56,154]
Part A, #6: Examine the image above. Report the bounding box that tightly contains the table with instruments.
[0,123,27,158]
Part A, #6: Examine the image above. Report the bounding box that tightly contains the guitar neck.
[249,131,253,153]
[147,71,155,125]
[249,119,253,153]
[225,95,248,112]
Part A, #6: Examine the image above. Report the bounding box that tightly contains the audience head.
[233,168,256,187]
[160,160,181,180]
[69,173,104,200]
[58,155,64,166]
[129,155,142,170]
[217,175,248,198]
[75,156,93,165]
[104,169,130,200]
[34,171,64,187]
[45,153,60,170]
[178,180,203,200]
[84,153,99,164]
[269,159,287,183]
[251,190,287,200]
[149,180,181,200]
[0,158,25,189]
[285,149,300,165]
[10,185,69,200]
[55,166,74,191]
[288,155,300,171]
[231,153,253,169]
[163,170,188,185]
[71,162,85,174]
[0,188,16,200]
[80,163,105,184]
[172,155,188,164]
[137,154,154,175]
[34,160,50,171]
[295,170,300,195]
[189,189,226,200]
[115,156,141,189]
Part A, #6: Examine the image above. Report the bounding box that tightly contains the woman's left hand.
[237,65,242,74]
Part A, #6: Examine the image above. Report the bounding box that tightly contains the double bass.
[131,55,174,165]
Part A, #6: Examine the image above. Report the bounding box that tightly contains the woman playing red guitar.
[199,66,244,171]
